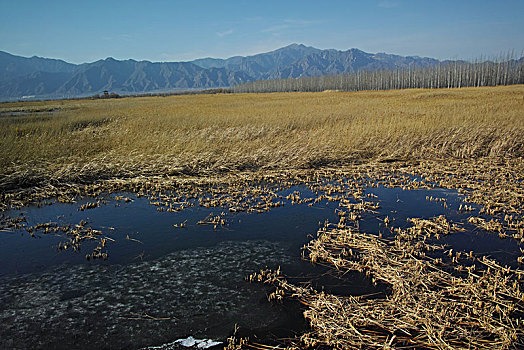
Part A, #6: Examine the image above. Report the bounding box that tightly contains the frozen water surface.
[0,182,520,349]
[0,240,299,349]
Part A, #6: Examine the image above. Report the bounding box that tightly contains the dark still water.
[0,183,520,349]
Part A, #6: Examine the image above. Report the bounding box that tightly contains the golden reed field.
[0,85,523,192]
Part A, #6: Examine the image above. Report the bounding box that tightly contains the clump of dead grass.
[254,216,524,349]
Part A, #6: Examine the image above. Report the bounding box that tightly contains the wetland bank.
[1,85,524,349]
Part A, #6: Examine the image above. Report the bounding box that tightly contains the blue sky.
[1,0,523,63]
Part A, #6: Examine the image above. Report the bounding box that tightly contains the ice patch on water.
[143,336,222,349]
[175,336,201,347]
[196,339,222,348]
[175,336,222,348]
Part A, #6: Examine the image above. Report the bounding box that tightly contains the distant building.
[103,90,109,97]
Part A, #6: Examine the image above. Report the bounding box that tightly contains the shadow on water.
[0,181,520,349]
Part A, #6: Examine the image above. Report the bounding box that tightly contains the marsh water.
[0,182,520,349]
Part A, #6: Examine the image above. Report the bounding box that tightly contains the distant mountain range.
[1,44,451,100]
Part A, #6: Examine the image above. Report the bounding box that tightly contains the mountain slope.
[191,44,441,80]
[192,43,320,77]
[0,71,73,97]
[0,51,77,81]
[0,45,450,100]
[55,59,250,96]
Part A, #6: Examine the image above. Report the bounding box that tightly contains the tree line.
[231,57,524,93]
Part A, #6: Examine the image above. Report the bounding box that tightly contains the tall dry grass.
[1,85,523,190]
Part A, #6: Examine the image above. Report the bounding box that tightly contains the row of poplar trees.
[232,58,524,93]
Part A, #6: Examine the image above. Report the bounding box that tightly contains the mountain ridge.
[0,44,460,100]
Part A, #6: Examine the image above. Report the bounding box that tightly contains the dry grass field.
[1,85,523,192]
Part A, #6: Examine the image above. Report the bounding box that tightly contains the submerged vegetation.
[1,85,524,349]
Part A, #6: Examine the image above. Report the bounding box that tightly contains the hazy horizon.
[1,0,523,64]
[6,43,522,66]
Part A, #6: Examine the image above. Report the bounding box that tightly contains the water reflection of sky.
[0,182,520,349]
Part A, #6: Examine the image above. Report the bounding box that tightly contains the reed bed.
[252,211,524,349]
[303,226,524,349]
[1,85,523,199]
